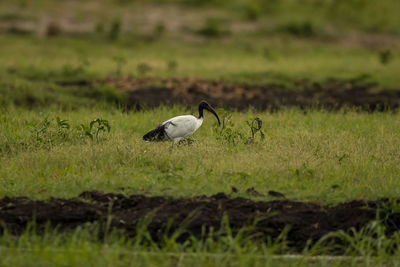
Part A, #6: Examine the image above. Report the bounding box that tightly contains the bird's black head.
[198,100,221,125]
[199,101,209,109]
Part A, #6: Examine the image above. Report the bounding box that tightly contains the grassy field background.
[1,35,399,111]
[1,0,400,266]
[1,107,400,203]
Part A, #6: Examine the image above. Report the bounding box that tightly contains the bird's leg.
[174,138,184,146]
[185,137,195,145]
[178,139,185,146]
[169,138,180,151]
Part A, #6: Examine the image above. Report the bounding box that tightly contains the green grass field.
[1,106,400,203]
[1,0,400,265]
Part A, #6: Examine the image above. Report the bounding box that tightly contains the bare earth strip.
[1,191,397,253]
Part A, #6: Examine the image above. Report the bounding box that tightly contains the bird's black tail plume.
[143,124,169,141]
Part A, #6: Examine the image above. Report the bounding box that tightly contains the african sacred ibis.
[143,101,221,144]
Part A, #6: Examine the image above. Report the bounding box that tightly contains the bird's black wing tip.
[143,124,169,142]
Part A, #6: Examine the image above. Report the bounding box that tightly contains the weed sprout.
[245,117,265,144]
[109,18,121,40]
[80,118,111,141]
[379,50,393,65]
[112,56,127,76]
[167,60,177,72]
[27,116,111,149]
[214,109,265,145]
[137,63,152,76]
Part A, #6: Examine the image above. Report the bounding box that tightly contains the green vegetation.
[1,0,400,265]
[1,106,400,202]
[1,225,392,267]
[0,36,399,106]
[3,0,400,35]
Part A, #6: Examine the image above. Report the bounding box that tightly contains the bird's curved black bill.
[206,106,221,125]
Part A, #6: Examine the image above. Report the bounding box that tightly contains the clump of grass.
[379,50,394,65]
[28,116,71,149]
[289,163,315,180]
[14,58,90,81]
[108,18,121,40]
[280,21,315,38]
[245,117,264,144]
[243,1,262,21]
[95,21,105,34]
[166,60,178,72]
[2,207,399,266]
[313,209,400,258]
[0,12,33,22]
[112,56,127,76]
[79,118,111,141]
[25,116,111,150]
[137,62,153,75]
[196,18,229,38]
[214,108,242,145]
[153,22,166,40]
[0,211,293,266]
[46,21,62,37]
[214,109,265,146]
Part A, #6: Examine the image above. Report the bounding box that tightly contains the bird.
[143,101,221,144]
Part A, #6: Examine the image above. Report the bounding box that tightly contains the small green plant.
[79,118,111,141]
[29,117,111,145]
[112,56,127,76]
[55,116,70,140]
[196,18,229,38]
[109,18,121,40]
[95,21,105,34]
[30,117,51,143]
[219,128,246,146]
[215,108,233,132]
[137,63,152,76]
[29,116,72,148]
[60,58,89,77]
[215,110,265,146]
[281,21,315,38]
[379,50,393,65]
[153,23,166,39]
[245,117,264,144]
[244,1,261,21]
[167,60,178,72]
[289,163,314,180]
[215,110,245,144]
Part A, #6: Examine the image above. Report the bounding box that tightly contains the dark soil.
[1,191,399,252]
[97,76,400,111]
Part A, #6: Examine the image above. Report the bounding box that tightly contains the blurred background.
[1,0,400,42]
[0,0,399,109]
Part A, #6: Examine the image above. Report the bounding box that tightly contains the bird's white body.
[142,101,220,144]
[162,115,203,143]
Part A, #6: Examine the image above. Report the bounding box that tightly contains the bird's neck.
[195,116,204,130]
[198,106,204,119]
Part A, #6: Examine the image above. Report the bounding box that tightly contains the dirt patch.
[1,191,399,252]
[98,76,400,111]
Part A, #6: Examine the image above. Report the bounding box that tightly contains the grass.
[2,0,400,35]
[0,36,399,94]
[0,228,379,267]
[1,106,400,203]
[1,216,400,266]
